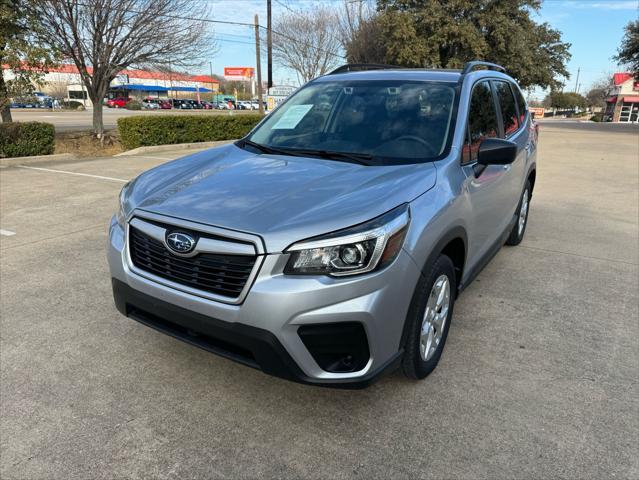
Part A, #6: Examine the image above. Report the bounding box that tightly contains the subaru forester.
[108,61,537,387]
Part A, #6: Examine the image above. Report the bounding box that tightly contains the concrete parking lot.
[1,124,637,479]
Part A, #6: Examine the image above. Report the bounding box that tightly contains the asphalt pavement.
[1,124,637,479]
[9,108,257,132]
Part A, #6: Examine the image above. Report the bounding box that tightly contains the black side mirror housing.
[473,138,518,177]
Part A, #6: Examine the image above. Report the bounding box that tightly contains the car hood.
[128,143,437,252]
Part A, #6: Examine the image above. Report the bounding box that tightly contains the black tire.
[402,254,456,380]
[506,180,531,246]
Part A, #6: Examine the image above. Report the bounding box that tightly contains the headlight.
[284,204,410,277]
[115,182,130,227]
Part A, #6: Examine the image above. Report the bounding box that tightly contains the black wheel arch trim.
[399,225,467,350]
[526,164,536,196]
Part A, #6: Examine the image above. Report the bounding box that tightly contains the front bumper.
[108,214,421,387]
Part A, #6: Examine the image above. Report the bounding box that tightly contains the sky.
[197,0,638,98]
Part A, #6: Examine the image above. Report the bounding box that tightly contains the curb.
[115,140,234,157]
[0,153,78,167]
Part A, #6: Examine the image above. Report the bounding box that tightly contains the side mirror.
[473,138,517,177]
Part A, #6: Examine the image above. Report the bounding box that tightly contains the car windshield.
[246,80,456,165]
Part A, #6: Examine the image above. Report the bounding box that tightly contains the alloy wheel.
[420,274,450,361]
[518,189,529,237]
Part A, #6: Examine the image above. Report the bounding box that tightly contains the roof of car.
[316,69,463,83]
[316,62,513,85]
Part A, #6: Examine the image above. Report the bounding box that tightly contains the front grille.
[129,226,256,298]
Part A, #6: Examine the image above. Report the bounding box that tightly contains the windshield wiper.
[239,140,374,166]
[239,139,295,156]
[286,149,374,166]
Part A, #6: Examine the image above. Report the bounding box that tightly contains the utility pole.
[267,0,273,90]
[255,14,264,115]
[209,61,214,93]
[574,67,580,93]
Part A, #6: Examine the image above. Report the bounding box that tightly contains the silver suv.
[108,62,537,387]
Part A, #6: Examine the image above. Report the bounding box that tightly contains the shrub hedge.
[0,121,55,158]
[117,114,264,150]
[62,100,84,110]
[125,100,142,110]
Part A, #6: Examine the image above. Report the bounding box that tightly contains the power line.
[72,1,346,60]
[259,25,345,60]
[273,0,298,14]
[73,1,256,28]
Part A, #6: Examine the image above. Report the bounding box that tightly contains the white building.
[605,73,639,122]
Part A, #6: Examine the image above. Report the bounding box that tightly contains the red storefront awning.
[621,97,639,103]
[605,96,617,103]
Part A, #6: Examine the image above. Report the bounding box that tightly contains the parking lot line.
[130,155,173,161]
[17,165,128,183]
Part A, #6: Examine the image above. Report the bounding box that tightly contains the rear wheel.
[506,180,531,246]
[402,254,456,379]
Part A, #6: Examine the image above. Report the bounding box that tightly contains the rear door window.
[494,81,520,137]
[463,81,499,163]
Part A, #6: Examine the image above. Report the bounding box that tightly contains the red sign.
[224,67,254,79]
[530,107,545,118]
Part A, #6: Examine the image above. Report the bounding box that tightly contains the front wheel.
[402,254,456,379]
[506,181,531,246]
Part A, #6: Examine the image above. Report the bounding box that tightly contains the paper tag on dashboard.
[272,104,314,129]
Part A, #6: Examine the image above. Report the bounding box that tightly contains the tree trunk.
[0,73,13,123]
[92,99,104,138]
[1,103,11,123]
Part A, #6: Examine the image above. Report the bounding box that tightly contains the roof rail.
[461,61,506,75]
[328,63,400,75]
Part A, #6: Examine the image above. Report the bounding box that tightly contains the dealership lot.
[1,124,637,478]
[10,108,257,132]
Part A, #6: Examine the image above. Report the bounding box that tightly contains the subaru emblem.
[166,232,196,254]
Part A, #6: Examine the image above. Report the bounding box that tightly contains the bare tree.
[272,5,343,84]
[585,74,613,109]
[44,73,71,99]
[33,0,214,137]
[337,0,385,64]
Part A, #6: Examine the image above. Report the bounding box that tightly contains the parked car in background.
[158,100,173,109]
[107,97,128,108]
[109,61,537,388]
[171,99,193,110]
[201,101,214,110]
[186,100,204,109]
[237,101,251,110]
[11,94,50,108]
[142,99,160,109]
[217,100,236,110]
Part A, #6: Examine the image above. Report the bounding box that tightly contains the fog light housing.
[298,322,370,373]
